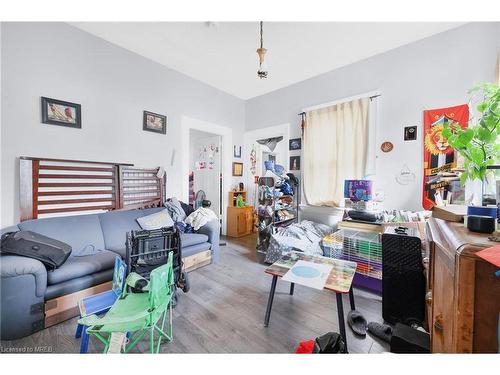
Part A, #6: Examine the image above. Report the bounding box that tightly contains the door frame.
[181,115,232,235]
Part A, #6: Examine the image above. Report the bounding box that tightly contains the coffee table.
[264,251,357,351]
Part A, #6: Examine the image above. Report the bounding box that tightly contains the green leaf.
[441,127,452,139]
[470,147,485,165]
[460,171,469,185]
[477,102,487,113]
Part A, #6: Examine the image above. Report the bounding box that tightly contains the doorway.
[181,116,233,235]
[189,129,222,220]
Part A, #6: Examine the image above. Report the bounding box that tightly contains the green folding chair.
[78,252,174,353]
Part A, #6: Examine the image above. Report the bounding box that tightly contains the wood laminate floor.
[0,234,389,353]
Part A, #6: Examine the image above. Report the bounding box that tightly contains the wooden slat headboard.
[19,157,165,221]
[119,166,164,210]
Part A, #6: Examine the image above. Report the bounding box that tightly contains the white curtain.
[303,97,370,207]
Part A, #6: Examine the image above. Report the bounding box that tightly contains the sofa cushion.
[98,207,165,257]
[45,268,114,300]
[18,214,105,257]
[46,249,117,285]
[181,233,209,247]
[136,209,174,230]
[99,210,145,255]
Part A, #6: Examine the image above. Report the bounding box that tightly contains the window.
[302,93,378,207]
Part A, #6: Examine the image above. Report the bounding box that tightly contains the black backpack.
[1,231,72,270]
[314,332,347,354]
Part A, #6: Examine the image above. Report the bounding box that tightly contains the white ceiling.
[71,22,464,100]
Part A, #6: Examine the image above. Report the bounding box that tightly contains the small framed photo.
[289,138,302,151]
[289,156,300,171]
[404,126,417,141]
[41,97,81,128]
[233,145,242,158]
[143,110,167,134]
[232,162,243,176]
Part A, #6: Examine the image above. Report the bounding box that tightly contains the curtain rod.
[298,92,381,115]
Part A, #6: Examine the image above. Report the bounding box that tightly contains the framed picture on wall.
[289,138,302,150]
[143,110,167,134]
[233,145,242,158]
[232,162,243,176]
[290,156,300,171]
[41,97,81,128]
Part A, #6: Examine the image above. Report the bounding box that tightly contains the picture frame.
[290,156,300,171]
[232,162,243,176]
[233,145,242,158]
[289,138,302,151]
[143,110,167,134]
[404,126,417,141]
[41,97,81,129]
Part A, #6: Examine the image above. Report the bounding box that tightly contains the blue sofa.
[0,207,220,340]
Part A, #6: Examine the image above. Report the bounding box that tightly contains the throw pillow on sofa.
[180,201,195,217]
[136,209,174,230]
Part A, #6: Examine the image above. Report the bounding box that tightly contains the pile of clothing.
[164,197,218,232]
[264,220,333,264]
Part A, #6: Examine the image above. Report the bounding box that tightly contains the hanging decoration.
[198,143,219,160]
[250,144,257,175]
[300,112,306,135]
[256,136,283,152]
[395,164,416,185]
[380,141,394,153]
[422,104,469,210]
[256,21,268,79]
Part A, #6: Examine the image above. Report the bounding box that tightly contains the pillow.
[164,197,186,222]
[136,209,174,230]
[180,201,195,217]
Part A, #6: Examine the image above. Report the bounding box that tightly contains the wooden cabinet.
[426,218,500,353]
[227,206,253,237]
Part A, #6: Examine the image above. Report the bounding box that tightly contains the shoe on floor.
[347,310,367,336]
[367,322,393,343]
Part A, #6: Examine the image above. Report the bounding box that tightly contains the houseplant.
[442,82,500,186]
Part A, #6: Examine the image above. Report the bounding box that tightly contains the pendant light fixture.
[256,21,268,79]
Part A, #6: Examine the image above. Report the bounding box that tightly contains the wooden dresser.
[425,218,500,353]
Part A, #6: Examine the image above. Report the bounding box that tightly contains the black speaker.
[467,215,495,234]
[381,226,426,326]
[390,323,430,353]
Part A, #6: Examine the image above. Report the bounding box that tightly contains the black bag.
[1,231,72,270]
[314,332,347,353]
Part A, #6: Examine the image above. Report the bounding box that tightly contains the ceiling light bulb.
[257,47,268,79]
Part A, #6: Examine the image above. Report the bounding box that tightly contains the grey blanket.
[264,220,333,264]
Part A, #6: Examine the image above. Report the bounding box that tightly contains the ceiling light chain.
[256,21,268,79]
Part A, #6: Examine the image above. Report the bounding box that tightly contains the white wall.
[0,22,245,227]
[245,22,500,211]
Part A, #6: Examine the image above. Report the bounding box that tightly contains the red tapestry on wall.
[422,104,469,210]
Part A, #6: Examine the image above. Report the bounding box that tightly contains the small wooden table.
[264,251,357,351]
